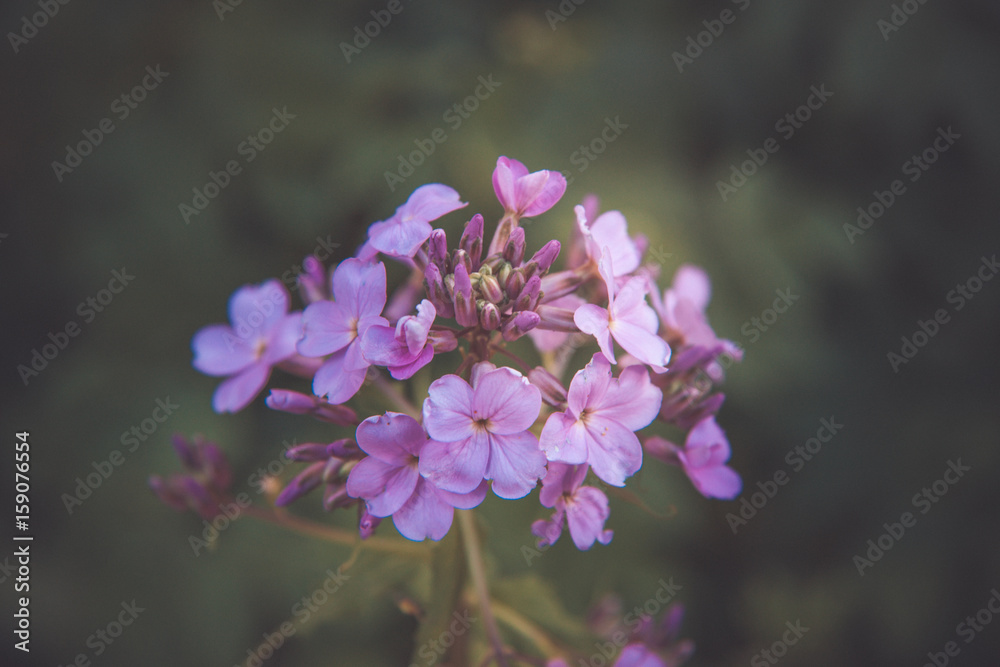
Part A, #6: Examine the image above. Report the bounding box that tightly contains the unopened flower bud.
[460,214,484,267]
[480,302,501,330]
[428,328,458,352]
[514,275,542,312]
[524,239,561,279]
[428,229,449,269]
[504,226,526,266]
[502,310,540,341]
[535,304,579,331]
[505,268,526,301]
[452,248,472,275]
[479,274,504,304]
[424,264,454,318]
[528,366,568,406]
[453,264,478,327]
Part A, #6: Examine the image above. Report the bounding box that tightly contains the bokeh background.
[3,0,1000,665]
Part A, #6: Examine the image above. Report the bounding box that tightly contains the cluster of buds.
[424,214,562,344]
[148,435,233,519]
[274,439,363,511]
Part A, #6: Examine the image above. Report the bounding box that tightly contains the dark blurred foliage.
[2,0,999,665]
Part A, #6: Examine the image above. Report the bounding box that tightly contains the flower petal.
[332,259,387,321]
[581,416,643,487]
[539,413,590,466]
[356,412,427,463]
[298,300,355,357]
[594,363,662,432]
[312,350,368,404]
[565,486,613,550]
[472,367,541,434]
[575,304,616,363]
[192,324,256,376]
[392,478,454,541]
[228,280,289,335]
[346,456,419,517]
[485,431,546,499]
[422,375,475,442]
[418,434,489,494]
[212,362,271,413]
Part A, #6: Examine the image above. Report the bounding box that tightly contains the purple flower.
[492,156,567,218]
[361,299,437,380]
[346,412,486,541]
[645,417,741,499]
[532,462,613,550]
[615,645,669,667]
[192,280,304,413]
[298,259,389,403]
[367,184,467,258]
[575,249,671,370]
[574,204,642,278]
[419,363,546,499]
[539,353,661,486]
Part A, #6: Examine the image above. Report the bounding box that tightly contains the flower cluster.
[168,156,744,549]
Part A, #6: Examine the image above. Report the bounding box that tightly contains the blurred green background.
[3,0,1000,665]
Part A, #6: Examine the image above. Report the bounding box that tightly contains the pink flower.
[574,204,642,277]
[419,362,545,499]
[346,412,486,541]
[367,184,467,258]
[645,417,741,500]
[531,462,613,550]
[192,280,304,413]
[361,299,437,380]
[297,259,388,403]
[575,249,671,370]
[539,353,661,486]
[492,156,567,218]
[651,264,740,357]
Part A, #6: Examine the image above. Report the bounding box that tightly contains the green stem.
[244,506,428,559]
[458,510,510,667]
[491,600,561,657]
